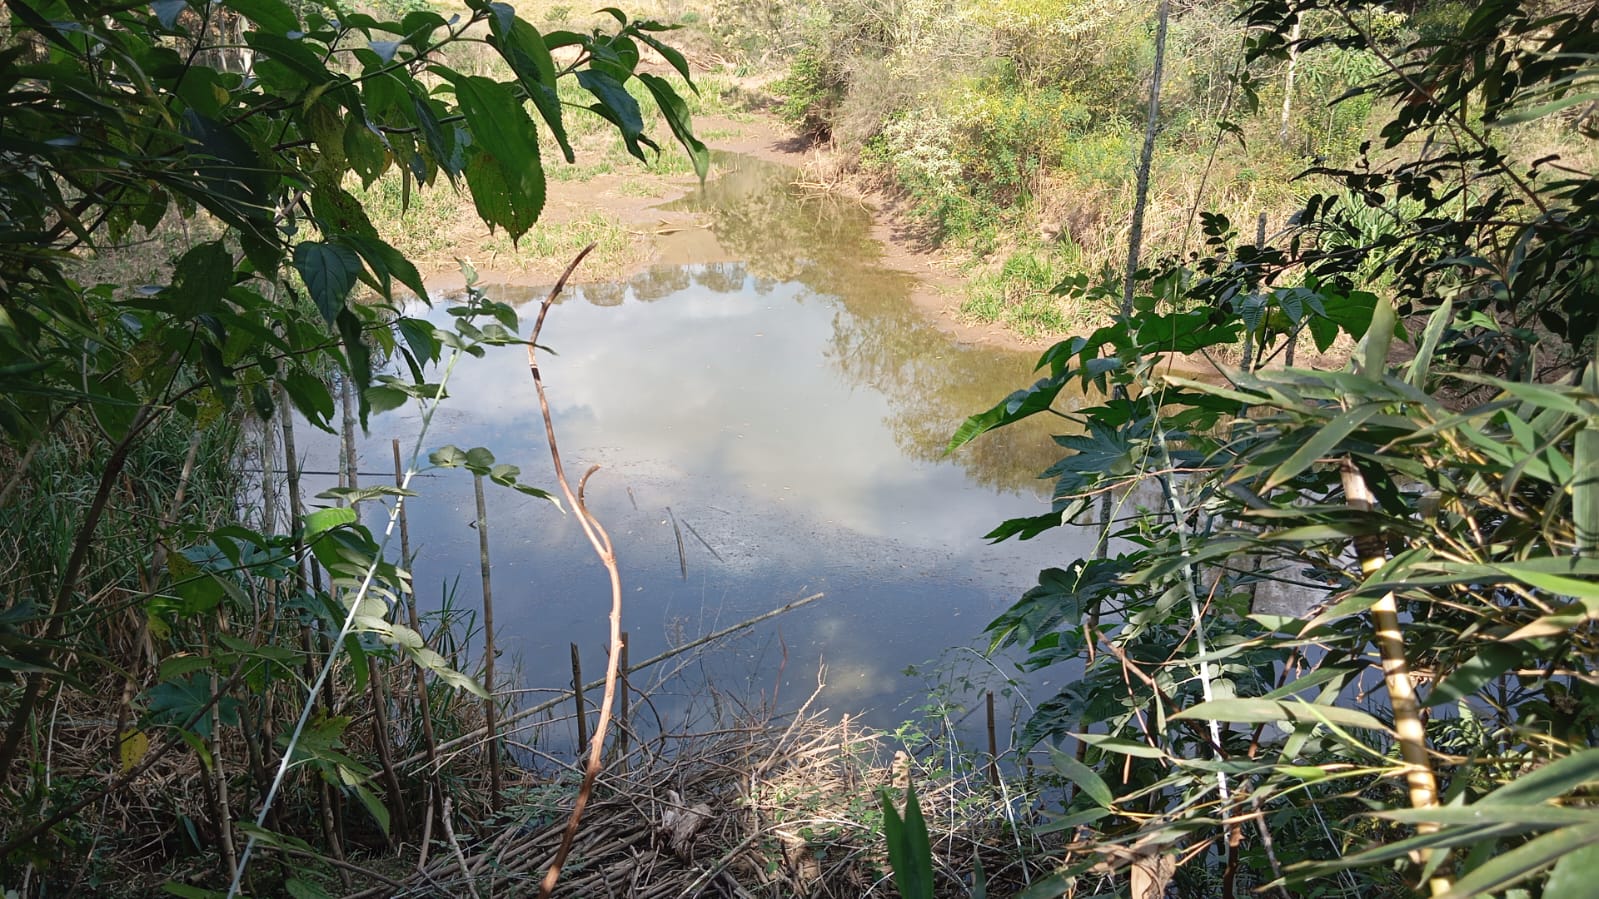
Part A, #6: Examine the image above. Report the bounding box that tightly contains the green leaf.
[576,68,648,160]
[638,72,708,182]
[881,784,935,899]
[305,506,358,541]
[1076,733,1166,759]
[485,12,573,164]
[293,241,362,324]
[284,878,335,899]
[161,240,234,318]
[1264,403,1383,490]
[351,782,391,836]
[1426,643,1524,707]
[1378,806,1599,828]
[365,385,409,415]
[1480,748,1599,807]
[1440,823,1599,899]
[1576,422,1599,555]
[227,0,296,32]
[947,376,1066,453]
[1048,746,1113,808]
[446,74,546,241]
[1407,297,1452,387]
[1172,697,1393,735]
[1544,837,1599,899]
[283,372,335,431]
[341,235,426,302]
[1357,295,1397,375]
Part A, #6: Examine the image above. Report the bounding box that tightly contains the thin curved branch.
[523,244,628,899]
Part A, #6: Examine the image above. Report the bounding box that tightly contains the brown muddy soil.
[420,106,1046,353]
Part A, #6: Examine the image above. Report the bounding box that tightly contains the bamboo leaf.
[1479,748,1599,807]
[1544,838,1599,899]
[1439,822,1599,899]
[1407,297,1452,387]
[1049,746,1114,808]
[1172,697,1393,734]
[1264,404,1383,490]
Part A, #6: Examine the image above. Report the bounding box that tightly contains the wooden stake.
[986,690,999,789]
[570,642,588,752]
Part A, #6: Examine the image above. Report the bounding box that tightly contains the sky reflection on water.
[304,155,1095,739]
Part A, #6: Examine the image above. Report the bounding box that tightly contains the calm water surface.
[305,155,1095,736]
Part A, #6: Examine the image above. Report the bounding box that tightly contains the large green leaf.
[638,73,708,182]
[293,241,362,324]
[881,784,934,899]
[446,74,546,241]
[485,11,573,164]
[947,375,1066,453]
[1049,746,1113,808]
[1545,838,1599,899]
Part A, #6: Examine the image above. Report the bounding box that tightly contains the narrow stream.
[303,154,1097,743]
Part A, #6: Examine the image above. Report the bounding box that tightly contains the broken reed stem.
[393,591,826,770]
[206,627,239,880]
[474,472,502,811]
[571,643,589,751]
[1341,458,1446,897]
[442,796,483,899]
[341,420,407,840]
[667,505,687,579]
[526,244,628,899]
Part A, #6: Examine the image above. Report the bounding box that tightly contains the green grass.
[959,243,1106,339]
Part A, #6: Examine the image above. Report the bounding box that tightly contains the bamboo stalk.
[474,472,502,810]
[1340,458,1445,896]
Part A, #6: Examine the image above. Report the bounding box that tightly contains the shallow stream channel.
[299,154,1097,752]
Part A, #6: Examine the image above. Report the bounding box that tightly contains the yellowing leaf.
[119,728,150,773]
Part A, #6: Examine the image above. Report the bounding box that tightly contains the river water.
[301,155,1095,742]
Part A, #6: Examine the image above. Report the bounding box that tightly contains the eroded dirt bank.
[420,109,1045,353]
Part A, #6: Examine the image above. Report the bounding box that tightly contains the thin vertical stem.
[616,632,630,771]
[393,437,440,840]
[474,473,501,810]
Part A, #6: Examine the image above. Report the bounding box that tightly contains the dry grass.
[355,692,1058,898]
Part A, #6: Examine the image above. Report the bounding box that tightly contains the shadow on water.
[305,153,1096,750]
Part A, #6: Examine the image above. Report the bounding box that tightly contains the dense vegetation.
[0,0,706,893]
[922,0,1599,896]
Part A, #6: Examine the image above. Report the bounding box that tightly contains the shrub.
[775,48,849,138]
